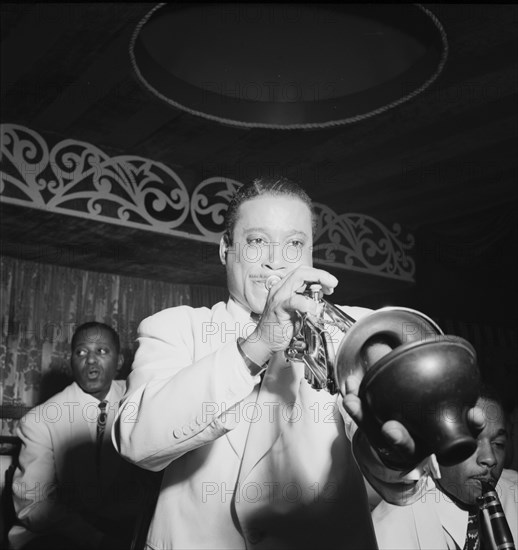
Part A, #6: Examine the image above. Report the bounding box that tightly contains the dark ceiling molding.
[129,3,448,129]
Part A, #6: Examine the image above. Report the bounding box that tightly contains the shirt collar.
[103,383,120,404]
[71,380,119,405]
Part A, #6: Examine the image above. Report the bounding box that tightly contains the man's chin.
[79,381,104,394]
[233,292,266,316]
[248,298,267,316]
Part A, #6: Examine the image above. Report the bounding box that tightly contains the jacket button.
[172,428,183,439]
[182,425,190,436]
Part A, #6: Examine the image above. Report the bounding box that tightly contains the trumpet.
[283,282,355,394]
[264,276,482,466]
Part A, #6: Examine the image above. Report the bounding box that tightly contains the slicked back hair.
[224,177,317,245]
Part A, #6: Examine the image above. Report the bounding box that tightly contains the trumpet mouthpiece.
[265,275,282,290]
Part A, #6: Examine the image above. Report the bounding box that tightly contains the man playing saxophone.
[373,385,517,549]
[113,177,485,550]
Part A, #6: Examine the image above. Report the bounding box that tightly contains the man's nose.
[262,242,285,270]
[86,351,97,364]
[476,441,497,468]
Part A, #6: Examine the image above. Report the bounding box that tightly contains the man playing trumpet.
[113,177,484,550]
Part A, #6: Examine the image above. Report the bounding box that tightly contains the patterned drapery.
[0,255,227,436]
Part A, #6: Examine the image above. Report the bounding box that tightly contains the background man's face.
[437,397,507,506]
[71,326,122,400]
[222,194,313,314]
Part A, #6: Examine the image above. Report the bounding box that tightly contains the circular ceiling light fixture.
[130,3,448,129]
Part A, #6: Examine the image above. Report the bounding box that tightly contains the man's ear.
[117,353,124,372]
[219,234,229,266]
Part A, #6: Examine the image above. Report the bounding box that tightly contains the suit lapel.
[219,302,259,459]
[413,497,449,549]
[238,353,304,482]
[224,385,260,458]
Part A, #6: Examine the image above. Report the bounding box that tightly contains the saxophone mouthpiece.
[479,479,496,494]
[265,275,282,290]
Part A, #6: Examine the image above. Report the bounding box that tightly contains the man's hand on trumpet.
[238,265,338,368]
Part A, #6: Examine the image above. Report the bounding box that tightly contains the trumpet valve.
[291,339,307,353]
[307,283,323,301]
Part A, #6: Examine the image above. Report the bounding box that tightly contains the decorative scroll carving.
[0,124,415,281]
[1,123,190,235]
[190,177,242,237]
[313,204,415,280]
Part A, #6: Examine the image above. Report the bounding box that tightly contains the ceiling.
[1,3,517,298]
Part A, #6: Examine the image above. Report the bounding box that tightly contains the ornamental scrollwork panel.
[1,124,190,234]
[0,124,50,206]
[190,177,243,237]
[313,204,415,280]
[1,123,415,281]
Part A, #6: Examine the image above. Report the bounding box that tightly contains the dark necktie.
[96,400,108,476]
[463,511,479,550]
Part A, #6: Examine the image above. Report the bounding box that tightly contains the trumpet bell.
[335,308,480,466]
[334,306,443,382]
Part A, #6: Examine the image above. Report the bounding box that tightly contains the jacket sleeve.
[113,306,259,471]
[12,413,106,548]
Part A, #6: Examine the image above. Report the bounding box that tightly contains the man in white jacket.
[373,386,518,550]
[10,322,141,550]
[113,177,485,550]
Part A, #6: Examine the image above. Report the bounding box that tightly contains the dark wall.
[415,201,517,325]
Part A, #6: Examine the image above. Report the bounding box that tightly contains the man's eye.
[248,238,266,246]
[288,240,304,248]
[98,348,109,355]
[76,349,87,356]
[493,440,506,449]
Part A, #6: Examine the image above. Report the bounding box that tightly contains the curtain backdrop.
[1,255,227,436]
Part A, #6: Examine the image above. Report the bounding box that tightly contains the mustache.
[471,471,498,485]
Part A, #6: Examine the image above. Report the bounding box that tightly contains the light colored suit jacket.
[114,299,431,550]
[372,469,518,550]
[10,381,140,549]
